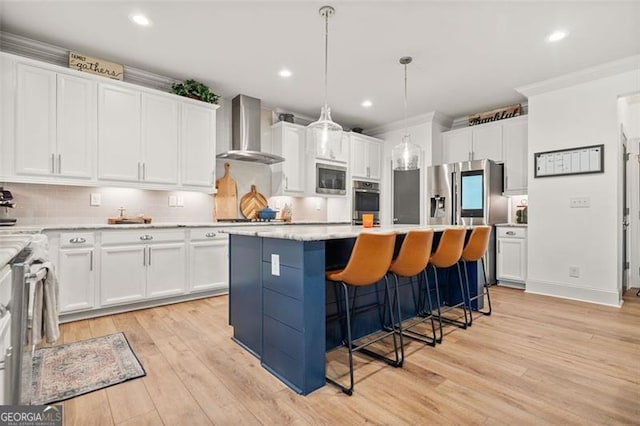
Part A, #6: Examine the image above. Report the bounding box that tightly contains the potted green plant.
[171,79,220,104]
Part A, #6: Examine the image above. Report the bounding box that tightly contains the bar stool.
[460,225,492,326]
[427,227,468,343]
[388,230,437,347]
[325,231,398,396]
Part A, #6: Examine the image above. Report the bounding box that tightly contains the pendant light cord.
[403,62,408,138]
[323,12,329,108]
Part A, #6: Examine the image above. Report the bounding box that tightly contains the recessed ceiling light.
[130,14,151,26]
[279,69,292,78]
[361,100,372,108]
[547,30,567,42]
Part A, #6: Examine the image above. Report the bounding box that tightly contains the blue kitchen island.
[225,224,482,395]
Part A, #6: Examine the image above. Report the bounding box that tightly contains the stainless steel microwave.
[316,163,346,195]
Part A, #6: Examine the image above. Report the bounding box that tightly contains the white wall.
[523,64,640,306]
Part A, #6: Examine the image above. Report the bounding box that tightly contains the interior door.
[393,169,420,224]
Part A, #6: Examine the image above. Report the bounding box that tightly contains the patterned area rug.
[31,332,146,405]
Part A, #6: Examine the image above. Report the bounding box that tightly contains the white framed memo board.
[534,144,604,178]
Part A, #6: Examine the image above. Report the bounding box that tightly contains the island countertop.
[223,224,473,241]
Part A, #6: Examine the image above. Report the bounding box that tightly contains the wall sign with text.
[534,144,604,178]
[68,52,124,80]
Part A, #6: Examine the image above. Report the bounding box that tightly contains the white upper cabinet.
[442,128,472,164]
[502,116,528,194]
[98,83,141,182]
[14,63,96,180]
[141,93,179,184]
[181,101,216,188]
[15,63,57,177]
[272,122,305,194]
[56,73,96,179]
[350,133,382,180]
[472,123,503,162]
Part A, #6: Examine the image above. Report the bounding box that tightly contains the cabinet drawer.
[190,228,227,241]
[59,232,95,247]
[497,227,526,238]
[101,229,185,245]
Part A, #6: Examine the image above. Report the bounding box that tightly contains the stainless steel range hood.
[217,94,285,165]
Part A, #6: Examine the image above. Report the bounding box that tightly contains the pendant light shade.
[392,56,421,170]
[308,5,343,158]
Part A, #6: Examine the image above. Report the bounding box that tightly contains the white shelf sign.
[535,144,604,178]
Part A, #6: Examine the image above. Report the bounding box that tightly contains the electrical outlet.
[177,196,185,207]
[90,193,101,206]
[569,266,580,278]
[569,197,590,208]
[168,196,177,207]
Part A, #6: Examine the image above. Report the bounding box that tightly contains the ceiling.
[1,1,639,130]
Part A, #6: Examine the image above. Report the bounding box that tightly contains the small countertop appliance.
[0,188,17,226]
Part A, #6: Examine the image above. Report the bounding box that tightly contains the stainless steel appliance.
[0,188,17,226]
[426,159,508,283]
[316,162,346,195]
[352,180,380,225]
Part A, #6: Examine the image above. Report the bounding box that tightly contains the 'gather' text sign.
[68,52,124,81]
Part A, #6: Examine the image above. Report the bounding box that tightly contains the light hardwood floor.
[56,287,640,425]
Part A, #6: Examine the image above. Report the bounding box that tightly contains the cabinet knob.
[69,237,86,244]
[506,231,516,236]
[140,234,153,241]
[205,232,216,238]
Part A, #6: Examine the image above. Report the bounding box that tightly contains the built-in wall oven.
[352,180,380,225]
[316,163,347,195]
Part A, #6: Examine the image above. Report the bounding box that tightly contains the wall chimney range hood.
[217,94,285,165]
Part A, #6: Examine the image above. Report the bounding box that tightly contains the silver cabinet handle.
[51,153,55,173]
[143,247,146,266]
[137,162,141,180]
[205,232,216,238]
[285,175,288,190]
[139,234,153,241]
[69,237,86,244]
[506,231,516,236]
[148,247,151,265]
[90,250,94,271]
[142,162,146,180]
[58,154,61,174]
[505,176,508,189]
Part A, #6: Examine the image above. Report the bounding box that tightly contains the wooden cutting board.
[240,184,268,220]
[214,163,238,220]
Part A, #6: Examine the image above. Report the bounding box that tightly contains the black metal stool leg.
[461,259,473,326]
[326,282,355,395]
[430,264,444,344]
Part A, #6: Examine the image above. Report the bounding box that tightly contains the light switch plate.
[271,254,280,276]
[176,196,185,207]
[168,196,177,207]
[569,197,590,208]
[90,193,101,206]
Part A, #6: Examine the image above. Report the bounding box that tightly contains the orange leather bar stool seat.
[388,230,438,347]
[427,227,468,343]
[325,232,399,396]
[460,225,492,325]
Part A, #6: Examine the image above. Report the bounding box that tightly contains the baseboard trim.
[525,279,621,307]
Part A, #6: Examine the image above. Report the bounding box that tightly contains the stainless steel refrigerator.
[426,159,507,283]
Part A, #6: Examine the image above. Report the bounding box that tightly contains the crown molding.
[366,111,453,136]
[517,55,640,98]
[0,31,179,92]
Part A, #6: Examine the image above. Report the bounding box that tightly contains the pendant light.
[307,5,343,158]
[392,56,420,170]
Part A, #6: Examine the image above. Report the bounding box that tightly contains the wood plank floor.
[55,287,640,425]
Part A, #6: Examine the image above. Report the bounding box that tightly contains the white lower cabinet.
[496,226,527,288]
[47,227,228,319]
[189,229,228,292]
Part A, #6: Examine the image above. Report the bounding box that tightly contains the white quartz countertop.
[223,224,475,241]
[0,233,35,268]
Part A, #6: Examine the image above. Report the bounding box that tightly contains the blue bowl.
[258,208,277,220]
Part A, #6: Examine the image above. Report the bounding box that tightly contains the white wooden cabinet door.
[181,102,215,187]
[146,243,186,298]
[367,141,382,180]
[141,93,179,184]
[472,124,502,161]
[100,245,146,306]
[350,136,367,178]
[282,125,305,192]
[497,237,527,282]
[502,119,528,193]
[442,129,472,164]
[58,248,95,312]
[57,73,96,179]
[189,239,228,292]
[98,84,141,182]
[15,63,56,176]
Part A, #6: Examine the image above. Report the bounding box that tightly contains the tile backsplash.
[1,183,214,225]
